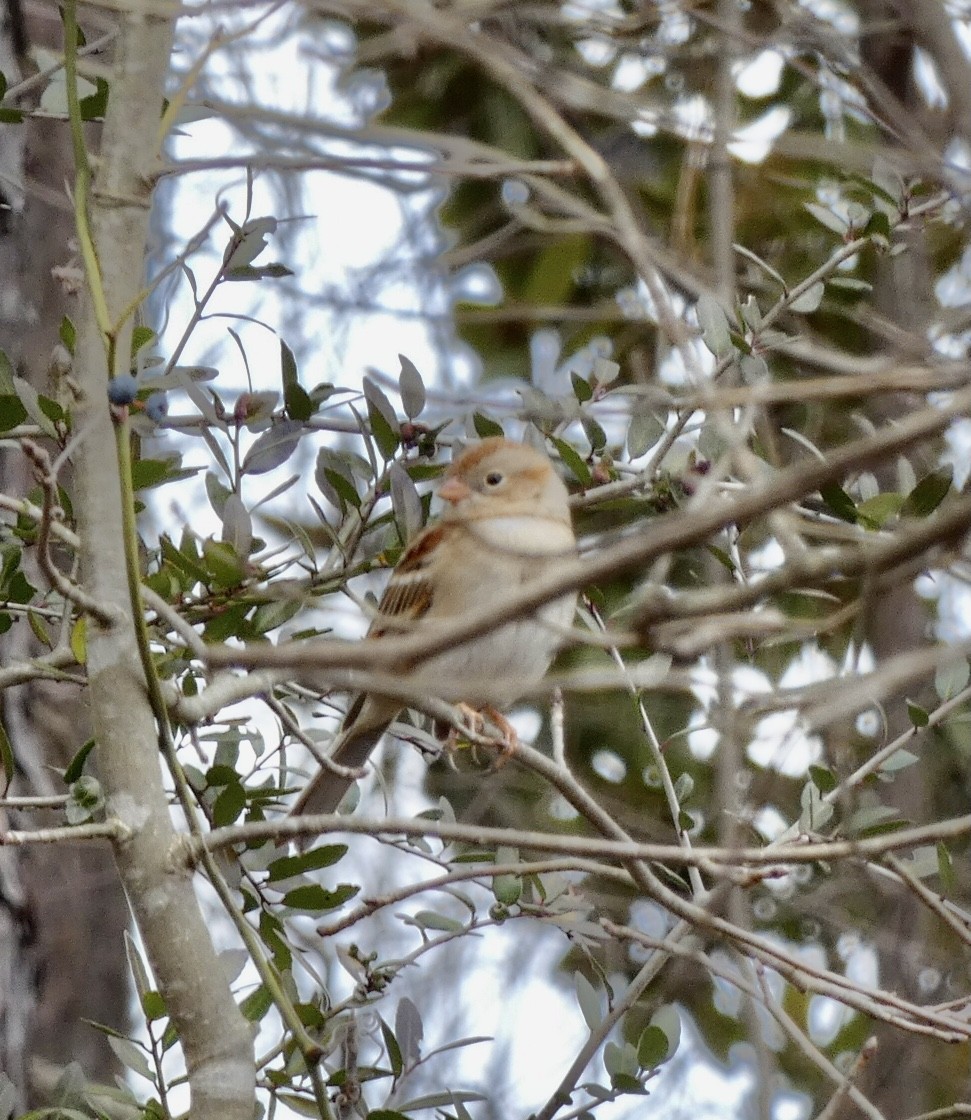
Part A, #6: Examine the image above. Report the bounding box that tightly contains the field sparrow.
[290,437,577,823]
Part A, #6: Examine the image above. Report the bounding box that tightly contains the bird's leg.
[439,703,484,761]
[455,702,485,736]
[480,706,520,767]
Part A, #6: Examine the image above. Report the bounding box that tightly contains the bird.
[289,436,578,826]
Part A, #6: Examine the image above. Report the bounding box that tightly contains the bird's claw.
[443,703,519,769]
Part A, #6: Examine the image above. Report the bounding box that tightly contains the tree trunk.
[0,0,129,1103]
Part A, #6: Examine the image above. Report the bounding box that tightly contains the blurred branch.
[197,811,971,878]
[757,968,885,1120]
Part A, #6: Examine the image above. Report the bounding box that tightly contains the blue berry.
[145,392,168,422]
[107,374,138,406]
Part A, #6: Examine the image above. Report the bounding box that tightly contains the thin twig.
[21,439,119,628]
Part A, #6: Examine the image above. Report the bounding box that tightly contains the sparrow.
[289,437,577,824]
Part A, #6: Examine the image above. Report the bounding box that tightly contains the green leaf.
[0,351,13,397]
[363,378,400,459]
[696,293,732,356]
[406,910,464,932]
[857,492,903,529]
[141,991,166,1022]
[240,984,274,1023]
[674,772,694,803]
[575,972,603,1031]
[207,763,240,787]
[906,700,929,727]
[395,997,423,1066]
[64,739,96,784]
[878,748,919,773]
[389,461,423,544]
[131,457,179,490]
[9,564,39,605]
[38,394,65,424]
[282,883,359,912]
[125,929,153,1001]
[379,1017,404,1079]
[201,538,246,589]
[224,263,294,281]
[250,598,302,636]
[398,354,426,419]
[571,372,593,402]
[789,281,824,313]
[550,436,591,486]
[12,377,56,437]
[807,764,837,793]
[581,415,607,452]
[798,781,833,831]
[740,353,768,383]
[637,1025,669,1070]
[161,532,209,585]
[901,466,952,517]
[60,316,77,355]
[0,392,28,430]
[223,215,277,270]
[819,481,857,523]
[212,780,246,826]
[804,201,848,234]
[28,609,51,648]
[267,844,349,881]
[593,357,620,385]
[241,419,304,475]
[281,340,313,422]
[79,76,109,120]
[130,325,155,358]
[205,472,231,519]
[0,394,28,427]
[611,1073,648,1095]
[107,1036,152,1081]
[284,384,313,424]
[846,804,901,836]
[646,1005,681,1064]
[935,658,970,701]
[937,841,954,894]
[315,448,363,510]
[259,910,292,972]
[492,872,522,906]
[864,209,891,239]
[472,412,504,438]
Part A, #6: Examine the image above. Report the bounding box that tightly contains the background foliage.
[3,2,971,1119]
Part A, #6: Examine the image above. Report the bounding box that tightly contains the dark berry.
[107,374,138,406]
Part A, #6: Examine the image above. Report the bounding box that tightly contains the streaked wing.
[369,525,442,636]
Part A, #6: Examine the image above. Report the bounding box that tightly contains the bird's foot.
[442,704,520,768]
[481,707,519,768]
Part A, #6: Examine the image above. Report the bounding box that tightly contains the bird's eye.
[484,470,504,487]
